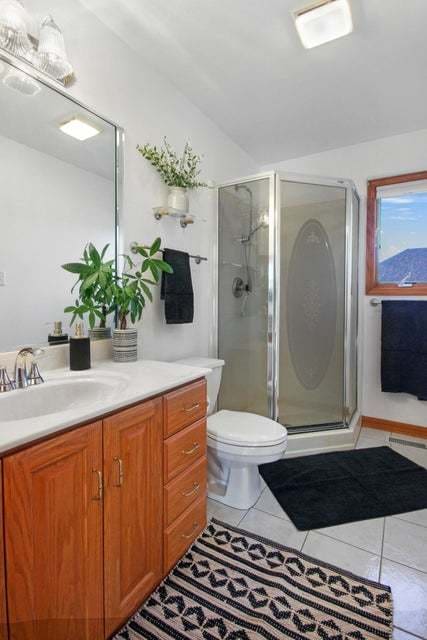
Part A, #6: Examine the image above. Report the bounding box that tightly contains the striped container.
[89,327,112,341]
[112,328,138,362]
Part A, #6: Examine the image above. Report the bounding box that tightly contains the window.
[366,171,427,295]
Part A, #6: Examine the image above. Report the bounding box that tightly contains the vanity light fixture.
[0,0,32,58]
[294,0,353,49]
[59,117,102,141]
[37,15,73,81]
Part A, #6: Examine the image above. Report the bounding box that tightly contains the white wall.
[263,128,427,428]
[17,0,257,363]
[0,133,114,351]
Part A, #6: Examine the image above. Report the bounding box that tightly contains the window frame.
[366,170,427,296]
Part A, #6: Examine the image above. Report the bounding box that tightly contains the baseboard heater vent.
[389,436,427,450]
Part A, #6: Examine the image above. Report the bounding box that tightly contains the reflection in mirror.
[0,56,118,352]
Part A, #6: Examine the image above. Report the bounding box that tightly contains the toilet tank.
[174,357,225,415]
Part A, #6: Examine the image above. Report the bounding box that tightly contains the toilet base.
[208,463,263,510]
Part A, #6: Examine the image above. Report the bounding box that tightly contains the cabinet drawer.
[164,457,207,527]
[164,496,207,574]
[164,379,207,437]
[164,419,207,483]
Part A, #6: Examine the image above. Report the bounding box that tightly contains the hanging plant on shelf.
[137,137,207,212]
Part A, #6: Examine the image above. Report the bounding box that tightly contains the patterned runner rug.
[114,518,393,640]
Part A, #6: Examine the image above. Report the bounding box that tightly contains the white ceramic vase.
[167,186,189,212]
[112,328,137,362]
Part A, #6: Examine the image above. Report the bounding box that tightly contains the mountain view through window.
[378,189,427,284]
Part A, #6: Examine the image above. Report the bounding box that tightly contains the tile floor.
[207,427,427,640]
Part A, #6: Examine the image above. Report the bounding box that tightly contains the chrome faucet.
[0,366,14,393]
[14,347,45,389]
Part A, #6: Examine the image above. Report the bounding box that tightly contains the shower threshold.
[283,421,347,435]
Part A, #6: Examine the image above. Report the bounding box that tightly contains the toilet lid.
[208,410,287,447]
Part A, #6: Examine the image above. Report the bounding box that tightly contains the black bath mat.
[259,446,427,530]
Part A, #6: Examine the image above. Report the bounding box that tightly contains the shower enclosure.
[217,172,359,433]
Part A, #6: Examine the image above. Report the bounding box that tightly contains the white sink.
[0,374,128,421]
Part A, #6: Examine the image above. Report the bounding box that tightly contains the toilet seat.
[207,410,287,447]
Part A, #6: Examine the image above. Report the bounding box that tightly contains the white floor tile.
[383,518,427,572]
[207,498,247,527]
[360,427,391,442]
[302,531,381,581]
[356,428,390,449]
[381,559,427,639]
[390,442,427,468]
[393,628,421,639]
[393,508,427,529]
[239,509,307,550]
[254,487,289,520]
[316,517,384,555]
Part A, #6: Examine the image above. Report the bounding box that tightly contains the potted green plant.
[62,243,115,340]
[137,137,206,212]
[111,239,172,362]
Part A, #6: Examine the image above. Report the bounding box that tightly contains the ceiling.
[80,0,427,164]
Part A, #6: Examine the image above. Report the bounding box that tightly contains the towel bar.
[130,242,207,264]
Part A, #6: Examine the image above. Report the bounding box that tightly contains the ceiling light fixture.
[294,0,353,49]
[3,67,41,95]
[59,117,102,141]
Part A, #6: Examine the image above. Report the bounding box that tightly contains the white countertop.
[0,360,210,455]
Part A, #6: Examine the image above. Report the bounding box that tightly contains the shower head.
[238,210,269,243]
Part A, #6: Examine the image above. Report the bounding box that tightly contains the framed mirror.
[0,52,121,352]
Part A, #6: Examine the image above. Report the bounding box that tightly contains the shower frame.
[214,171,360,432]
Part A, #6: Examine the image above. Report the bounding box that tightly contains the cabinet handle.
[182,442,200,456]
[181,522,199,539]
[182,482,200,498]
[113,457,124,487]
[183,402,200,413]
[92,469,103,501]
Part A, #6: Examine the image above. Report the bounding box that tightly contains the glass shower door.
[278,179,347,431]
[217,177,272,416]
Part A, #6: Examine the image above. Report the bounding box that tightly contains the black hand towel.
[160,249,194,324]
[381,301,427,400]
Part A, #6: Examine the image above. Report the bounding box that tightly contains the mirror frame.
[0,48,123,341]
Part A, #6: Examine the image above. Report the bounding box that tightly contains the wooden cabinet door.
[3,422,104,640]
[0,463,8,640]
[103,398,163,636]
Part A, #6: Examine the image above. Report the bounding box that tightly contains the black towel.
[381,301,427,400]
[160,249,194,324]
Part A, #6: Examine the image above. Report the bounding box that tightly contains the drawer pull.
[183,402,201,413]
[182,442,200,456]
[181,522,199,539]
[92,469,103,501]
[113,457,124,487]
[182,482,201,498]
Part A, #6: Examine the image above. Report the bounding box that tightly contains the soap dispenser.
[48,321,69,345]
[69,322,91,371]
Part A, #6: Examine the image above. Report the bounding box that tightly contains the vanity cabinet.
[3,422,105,640]
[0,377,207,640]
[103,398,163,637]
[163,381,208,574]
[0,466,8,640]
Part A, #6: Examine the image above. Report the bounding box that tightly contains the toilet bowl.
[175,357,287,510]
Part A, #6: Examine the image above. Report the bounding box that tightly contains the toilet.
[175,357,288,510]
